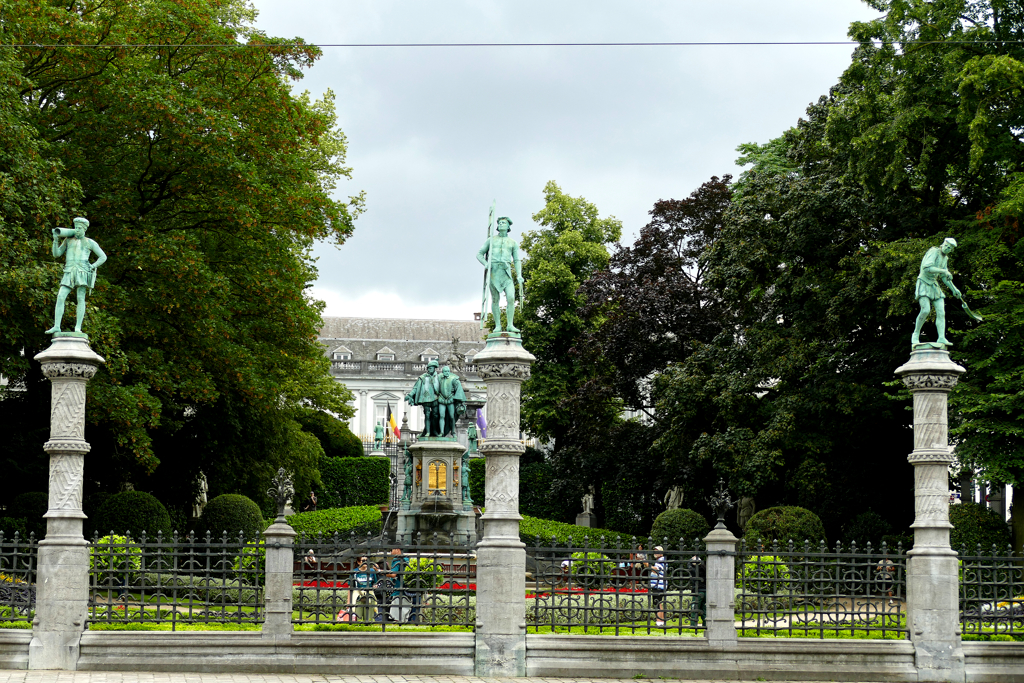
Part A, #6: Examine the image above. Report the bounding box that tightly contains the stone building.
[318,316,487,448]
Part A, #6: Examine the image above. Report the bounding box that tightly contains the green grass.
[528,624,703,636]
[0,621,31,629]
[87,622,262,631]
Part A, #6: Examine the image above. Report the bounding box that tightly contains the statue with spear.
[476,207,525,335]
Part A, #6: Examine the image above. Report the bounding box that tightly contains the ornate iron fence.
[293,533,475,629]
[524,537,707,634]
[735,539,907,639]
[959,544,1023,637]
[0,532,37,620]
[86,531,264,630]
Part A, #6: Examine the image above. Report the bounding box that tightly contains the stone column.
[472,334,534,678]
[28,337,105,670]
[895,348,965,683]
[703,526,738,647]
[262,520,296,640]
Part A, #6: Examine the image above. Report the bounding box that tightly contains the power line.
[3,39,1024,48]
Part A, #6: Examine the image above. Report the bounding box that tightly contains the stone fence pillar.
[29,337,105,670]
[703,526,738,647]
[472,333,535,678]
[262,521,296,640]
[895,349,966,683]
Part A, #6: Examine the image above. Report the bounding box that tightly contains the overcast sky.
[248,0,880,321]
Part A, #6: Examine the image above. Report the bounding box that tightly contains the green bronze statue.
[46,217,106,336]
[437,364,466,437]
[406,359,441,437]
[477,216,524,335]
[911,237,981,348]
[373,421,385,450]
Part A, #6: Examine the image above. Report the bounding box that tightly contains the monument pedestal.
[895,348,966,683]
[28,337,104,670]
[472,333,534,678]
[396,439,475,545]
[575,512,595,527]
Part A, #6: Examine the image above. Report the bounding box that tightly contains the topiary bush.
[743,505,827,547]
[288,505,383,539]
[91,491,173,539]
[8,492,48,539]
[520,515,630,546]
[200,494,264,540]
[318,457,389,509]
[950,502,1011,553]
[842,510,893,548]
[650,508,711,545]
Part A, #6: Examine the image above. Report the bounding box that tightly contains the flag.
[476,408,486,439]
[387,402,400,440]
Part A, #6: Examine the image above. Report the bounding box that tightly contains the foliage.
[520,515,630,546]
[950,502,1012,552]
[738,555,793,595]
[650,509,711,545]
[744,506,827,546]
[318,457,389,509]
[200,494,265,540]
[404,557,444,589]
[0,518,28,538]
[568,551,616,587]
[469,458,486,507]
[288,505,383,539]
[139,574,260,603]
[842,511,894,548]
[89,535,142,585]
[6,492,47,539]
[90,491,173,538]
[0,0,360,515]
[297,409,363,459]
[231,540,266,585]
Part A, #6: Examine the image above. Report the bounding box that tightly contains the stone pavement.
[0,673,801,683]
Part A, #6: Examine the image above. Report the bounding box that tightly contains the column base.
[475,632,526,677]
[28,630,82,670]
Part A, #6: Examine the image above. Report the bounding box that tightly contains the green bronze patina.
[45,217,106,337]
[405,360,466,438]
[477,216,524,336]
[911,237,982,349]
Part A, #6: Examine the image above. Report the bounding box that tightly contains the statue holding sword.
[476,214,524,335]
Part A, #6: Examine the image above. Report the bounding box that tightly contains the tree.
[0,0,360,514]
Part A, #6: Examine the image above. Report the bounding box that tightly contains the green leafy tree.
[0,0,360,511]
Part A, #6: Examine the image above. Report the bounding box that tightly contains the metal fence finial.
[268,467,294,523]
[707,479,734,530]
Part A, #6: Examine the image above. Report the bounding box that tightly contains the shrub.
[568,551,615,588]
[738,554,792,594]
[744,506,827,547]
[469,458,485,506]
[950,502,1011,553]
[318,457,389,509]
[232,541,266,584]
[520,515,630,546]
[297,409,363,459]
[0,518,28,538]
[91,491,173,538]
[89,535,142,586]
[404,556,444,589]
[650,508,710,545]
[200,494,264,540]
[842,510,894,548]
[8,492,47,539]
[289,505,383,539]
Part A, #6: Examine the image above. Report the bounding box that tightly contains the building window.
[377,353,395,361]
[428,460,447,494]
[421,354,438,362]
[333,352,351,361]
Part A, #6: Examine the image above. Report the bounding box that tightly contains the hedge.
[319,457,389,509]
[7,492,47,539]
[200,494,264,541]
[950,502,1011,552]
[289,505,383,539]
[649,508,710,545]
[469,458,485,507]
[744,506,827,547]
[520,515,630,546]
[0,518,28,538]
[91,491,173,538]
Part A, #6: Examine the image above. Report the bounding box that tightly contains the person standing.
[650,546,667,627]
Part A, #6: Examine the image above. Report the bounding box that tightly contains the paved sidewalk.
[0,673,799,683]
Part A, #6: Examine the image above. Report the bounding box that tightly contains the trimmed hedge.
[744,506,827,547]
[950,502,1011,552]
[8,492,47,539]
[842,510,893,547]
[200,494,264,540]
[650,508,710,545]
[289,505,383,539]
[0,518,28,538]
[297,409,363,459]
[469,458,485,506]
[520,515,630,546]
[91,491,173,539]
[319,457,389,509]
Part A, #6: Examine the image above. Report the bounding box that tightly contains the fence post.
[703,526,738,647]
[263,469,297,640]
[472,334,535,677]
[895,349,966,683]
[28,337,104,670]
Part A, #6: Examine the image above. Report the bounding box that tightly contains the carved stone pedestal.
[895,348,965,683]
[472,333,534,678]
[396,439,475,545]
[28,337,104,670]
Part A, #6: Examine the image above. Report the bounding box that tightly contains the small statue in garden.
[373,421,385,450]
[467,423,478,453]
[45,217,107,335]
[911,237,982,348]
[461,452,471,505]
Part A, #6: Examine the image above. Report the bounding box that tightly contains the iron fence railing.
[293,533,475,629]
[524,537,707,634]
[736,539,907,639]
[0,532,37,621]
[959,544,1023,637]
[86,531,264,630]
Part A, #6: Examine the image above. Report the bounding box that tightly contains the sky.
[248,0,881,321]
